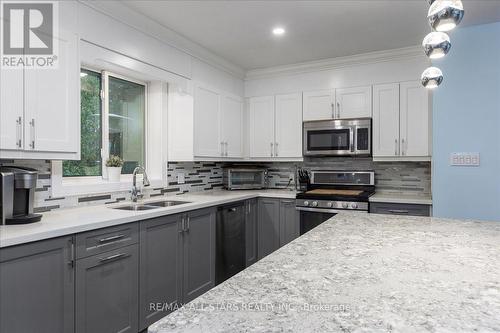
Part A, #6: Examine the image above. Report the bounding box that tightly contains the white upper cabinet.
[302,90,334,121]
[220,95,243,158]
[400,81,430,157]
[373,83,400,157]
[248,94,302,160]
[335,86,372,119]
[0,30,80,159]
[0,69,24,151]
[193,84,221,157]
[173,82,244,160]
[248,96,275,158]
[275,93,302,158]
[24,31,80,153]
[373,81,431,160]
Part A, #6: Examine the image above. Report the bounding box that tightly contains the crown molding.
[79,1,246,80]
[245,46,426,81]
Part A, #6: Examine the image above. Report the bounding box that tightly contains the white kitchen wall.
[244,47,430,97]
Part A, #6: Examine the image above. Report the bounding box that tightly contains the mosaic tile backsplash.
[0,158,431,212]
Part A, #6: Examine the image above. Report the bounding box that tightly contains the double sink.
[111,200,191,211]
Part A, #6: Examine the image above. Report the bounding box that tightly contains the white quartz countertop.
[149,212,500,333]
[0,189,296,248]
[369,193,433,205]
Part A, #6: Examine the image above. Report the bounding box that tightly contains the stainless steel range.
[296,170,375,235]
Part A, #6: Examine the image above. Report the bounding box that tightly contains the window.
[63,69,146,177]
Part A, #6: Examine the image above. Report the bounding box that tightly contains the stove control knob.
[351,203,358,209]
[303,201,310,206]
[342,202,349,209]
[327,202,333,208]
[311,201,318,207]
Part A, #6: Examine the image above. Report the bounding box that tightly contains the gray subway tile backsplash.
[1,158,431,212]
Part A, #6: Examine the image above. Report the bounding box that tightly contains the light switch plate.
[450,152,480,166]
[177,172,185,184]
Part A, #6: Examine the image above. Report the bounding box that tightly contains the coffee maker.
[0,166,42,225]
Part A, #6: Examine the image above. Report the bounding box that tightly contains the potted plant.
[105,155,123,182]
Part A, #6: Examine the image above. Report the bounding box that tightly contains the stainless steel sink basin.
[110,200,191,211]
[146,200,191,207]
[111,204,159,211]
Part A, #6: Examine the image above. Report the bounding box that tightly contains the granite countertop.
[0,189,297,248]
[369,193,432,205]
[149,212,500,333]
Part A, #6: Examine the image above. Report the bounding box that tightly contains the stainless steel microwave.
[223,168,267,190]
[303,118,371,156]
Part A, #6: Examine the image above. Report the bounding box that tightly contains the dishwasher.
[216,202,246,285]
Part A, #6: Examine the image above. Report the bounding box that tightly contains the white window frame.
[51,68,163,196]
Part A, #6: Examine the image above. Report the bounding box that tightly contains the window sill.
[53,176,164,197]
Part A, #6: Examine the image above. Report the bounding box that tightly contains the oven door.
[303,124,353,156]
[297,207,338,235]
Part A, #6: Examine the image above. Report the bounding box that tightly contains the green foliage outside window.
[62,70,102,177]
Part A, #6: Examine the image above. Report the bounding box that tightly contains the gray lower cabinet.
[257,198,281,259]
[245,199,258,266]
[183,207,217,303]
[0,236,75,333]
[369,202,431,217]
[279,199,300,247]
[258,198,300,259]
[139,215,183,330]
[76,244,139,333]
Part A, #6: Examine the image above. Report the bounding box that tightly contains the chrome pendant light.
[422,31,451,59]
[421,67,444,89]
[428,0,464,32]
[421,0,464,88]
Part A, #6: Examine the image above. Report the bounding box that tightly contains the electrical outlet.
[177,172,185,184]
[450,152,480,166]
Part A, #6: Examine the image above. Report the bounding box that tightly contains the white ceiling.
[123,0,500,70]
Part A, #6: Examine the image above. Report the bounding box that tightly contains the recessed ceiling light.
[272,27,285,36]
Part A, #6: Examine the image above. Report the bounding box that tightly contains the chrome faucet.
[131,166,150,202]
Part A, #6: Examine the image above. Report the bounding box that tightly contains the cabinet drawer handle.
[98,234,125,243]
[281,200,294,204]
[388,209,409,214]
[99,253,128,263]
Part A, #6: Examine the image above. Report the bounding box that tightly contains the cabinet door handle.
[275,142,279,157]
[270,142,274,157]
[16,116,22,149]
[331,103,335,119]
[67,238,75,267]
[395,139,398,155]
[186,216,190,231]
[29,118,35,150]
[99,252,129,263]
[220,142,224,156]
[401,138,405,156]
[179,216,185,233]
[336,102,341,118]
[98,234,125,243]
[225,142,229,156]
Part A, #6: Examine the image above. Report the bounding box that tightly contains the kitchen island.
[149,212,500,333]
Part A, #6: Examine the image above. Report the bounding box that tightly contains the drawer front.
[369,202,430,217]
[76,223,139,259]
